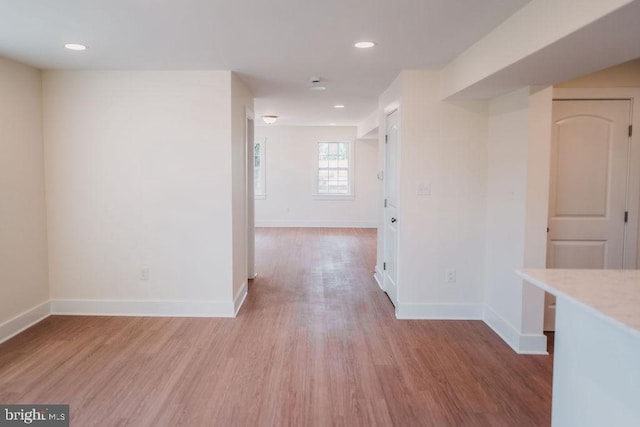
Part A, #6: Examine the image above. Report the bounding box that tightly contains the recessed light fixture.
[64,43,87,51]
[354,41,375,49]
[262,115,278,124]
[310,77,326,91]
[329,123,337,126]
[333,104,345,109]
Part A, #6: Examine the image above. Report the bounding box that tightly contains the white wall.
[254,126,378,228]
[42,70,238,316]
[376,70,550,350]
[0,56,50,340]
[357,109,378,140]
[484,88,529,334]
[393,70,488,319]
[230,73,254,309]
[484,86,551,354]
[556,58,640,88]
[521,87,553,342]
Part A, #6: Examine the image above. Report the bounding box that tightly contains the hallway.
[0,228,552,426]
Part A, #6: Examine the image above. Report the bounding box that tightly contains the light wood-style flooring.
[0,227,553,426]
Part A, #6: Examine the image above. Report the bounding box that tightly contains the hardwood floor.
[0,227,553,426]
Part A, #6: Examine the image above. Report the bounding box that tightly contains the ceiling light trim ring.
[64,43,87,51]
[354,41,375,49]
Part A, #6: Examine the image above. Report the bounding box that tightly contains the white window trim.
[313,140,355,201]
[254,138,266,200]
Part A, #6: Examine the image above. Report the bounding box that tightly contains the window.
[314,141,354,199]
[254,138,266,199]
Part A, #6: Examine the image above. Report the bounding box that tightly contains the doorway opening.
[248,123,380,301]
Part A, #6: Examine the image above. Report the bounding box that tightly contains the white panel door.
[384,110,399,307]
[545,99,632,330]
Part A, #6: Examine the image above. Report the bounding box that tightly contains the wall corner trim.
[373,266,384,291]
[483,305,548,355]
[234,281,248,317]
[0,301,51,345]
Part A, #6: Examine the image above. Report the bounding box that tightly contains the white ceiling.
[0,0,531,126]
[449,0,640,100]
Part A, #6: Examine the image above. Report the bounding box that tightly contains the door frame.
[552,88,640,268]
[381,106,400,308]
[245,107,256,280]
[542,88,640,330]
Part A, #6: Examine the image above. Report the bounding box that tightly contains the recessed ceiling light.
[64,43,87,51]
[329,123,337,126]
[354,41,375,49]
[310,77,326,91]
[333,105,345,109]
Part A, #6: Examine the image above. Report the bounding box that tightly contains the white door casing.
[384,110,399,307]
[545,99,633,330]
[246,111,256,280]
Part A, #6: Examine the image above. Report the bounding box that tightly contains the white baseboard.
[0,301,51,344]
[255,220,376,228]
[50,299,236,318]
[1,299,546,356]
[483,305,548,355]
[234,280,248,316]
[396,303,484,320]
[374,265,384,290]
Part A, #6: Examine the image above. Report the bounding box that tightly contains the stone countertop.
[517,269,640,339]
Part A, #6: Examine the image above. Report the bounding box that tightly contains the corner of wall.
[0,56,50,333]
[0,302,51,345]
[373,265,384,290]
[483,304,547,355]
[233,280,248,317]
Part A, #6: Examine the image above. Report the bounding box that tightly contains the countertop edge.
[516,269,640,339]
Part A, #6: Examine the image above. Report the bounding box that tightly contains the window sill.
[255,195,266,200]
[312,194,355,201]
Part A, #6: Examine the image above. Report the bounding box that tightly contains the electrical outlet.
[446,269,456,283]
[140,268,150,281]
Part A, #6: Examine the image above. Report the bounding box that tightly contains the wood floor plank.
[0,227,553,426]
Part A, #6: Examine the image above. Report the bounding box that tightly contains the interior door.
[545,99,632,330]
[384,110,399,307]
